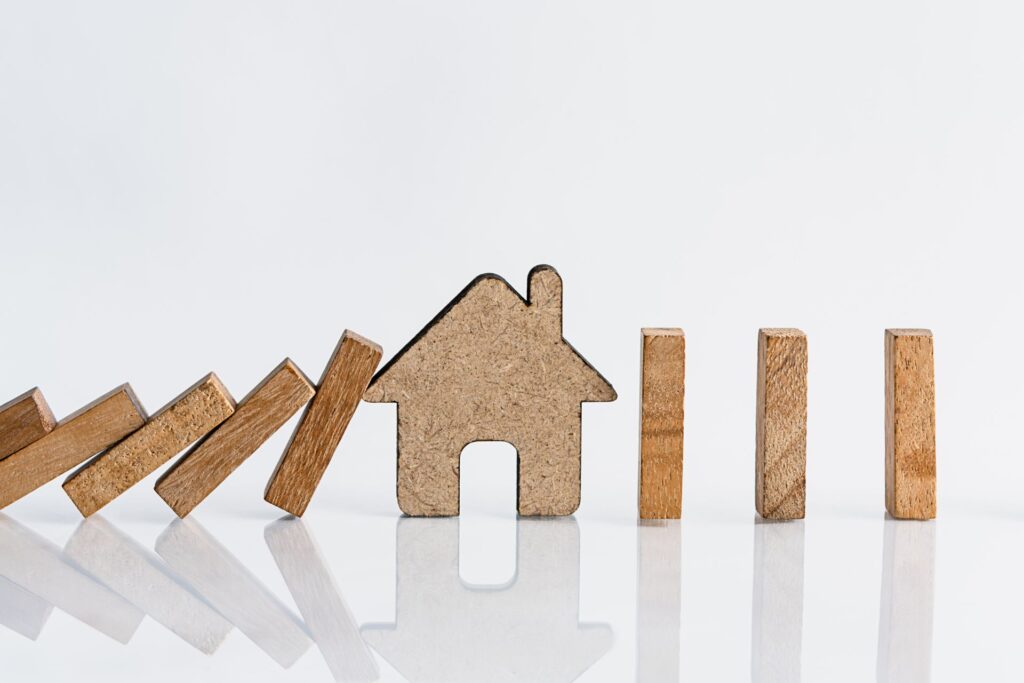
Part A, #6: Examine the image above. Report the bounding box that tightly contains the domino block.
[638,328,685,519]
[0,385,147,509]
[156,360,315,517]
[63,373,235,517]
[885,329,936,519]
[265,331,382,516]
[755,328,808,520]
[0,388,57,459]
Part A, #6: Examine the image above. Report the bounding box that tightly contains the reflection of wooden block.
[266,332,382,516]
[885,329,936,520]
[0,388,57,459]
[63,374,235,517]
[156,360,315,517]
[0,385,147,509]
[755,329,808,520]
[638,329,685,519]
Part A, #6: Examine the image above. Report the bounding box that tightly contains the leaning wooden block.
[885,329,936,520]
[0,385,147,509]
[63,373,235,517]
[265,331,382,516]
[638,328,685,519]
[755,328,808,520]
[156,360,315,517]
[0,388,57,460]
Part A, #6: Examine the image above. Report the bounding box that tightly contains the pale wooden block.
[266,332,382,517]
[265,518,378,682]
[638,328,685,519]
[752,520,805,682]
[0,513,143,643]
[64,516,233,654]
[156,360,315,517]
[0,388,57,459]
[364,266,617,517]
[885,329,936,520]
[0,575,53,640]
[755,329,808,520]
[0,385,147,509]
[63,373,235,517]
[156,518,312,668]
[877,517,935,682]
[636,521,681,682]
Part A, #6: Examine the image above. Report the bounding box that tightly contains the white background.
[0,0,1021,680]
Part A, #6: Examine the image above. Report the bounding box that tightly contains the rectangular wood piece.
[0,385,147,509]
[638,328,685,519]
[755,328,808,520]
[156,359,315,517]
[0,388,57,459]
[63,373,235,517]
[265,331,382,516]
[885,329,936,519]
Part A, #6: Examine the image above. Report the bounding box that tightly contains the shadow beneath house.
[751,518,805,683]
[362,516,612,682]
[876,516,935,683]
[636,520,681,682]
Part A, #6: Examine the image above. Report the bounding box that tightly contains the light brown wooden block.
[63,374,235,517]
[156,360,315,517]
[885,329,936,520]
[0,385,147,509]
[755,328,808,520]
[266,332,382,516]
[364,266,617,517]
[638,328,685,519]
[0,388,57,460]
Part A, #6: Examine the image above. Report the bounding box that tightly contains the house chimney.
[528,265,562,337]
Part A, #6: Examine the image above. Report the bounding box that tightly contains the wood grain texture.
[638,328,685,519]
[0,385,147,509]
[755,328,808,520]
[0,388,57,459]
[63,373,235,517]
[265,332,382,517]
[885,329,936,520]
[156,360,315,517]
[364,266,616,517]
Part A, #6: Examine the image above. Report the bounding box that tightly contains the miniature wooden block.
[265,332,382,517]
[0,388,57,459]
[0,385,147,509]
[638,328,685,519]
[364,265,617,517]
[755,328,808,520]
[885,329,936,520]
[63,373,235,517]
[157,360,315,517]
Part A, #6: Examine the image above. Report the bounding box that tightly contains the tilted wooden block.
[885,329,936,520]
[0,385,147,509]
[755,328,808,520]
[638,328,685,519]
[0,388,57,460]
[63,373,235,517]
[364,266,617,517]
[156,360,315,517]
[265,331,382,516]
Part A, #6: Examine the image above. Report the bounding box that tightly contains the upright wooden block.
[265,331,382,516]
[755,328,808,520]
[63,373,235,517]
[638,328,685,519]
[156,360,315,517]
[0,388,57,459]
[0,385,147,509]
[885,329,936,520]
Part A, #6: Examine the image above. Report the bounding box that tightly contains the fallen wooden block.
[266,331,382,516]
[885,329,936,519]
[63,373,235,517]
[755,328,808,520]
[638,328,685,519]
[155,360,315,517]
[0,385,147,509]
[0,388,57,460]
